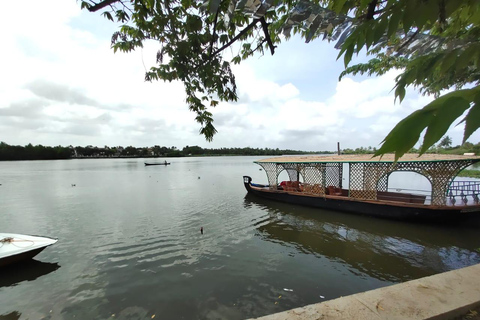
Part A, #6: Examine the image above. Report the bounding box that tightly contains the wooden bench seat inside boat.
[377,191,426,204]
[303,184,324,195]
[283,181,302,192]
[326,186,344,196]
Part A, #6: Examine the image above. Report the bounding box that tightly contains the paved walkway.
[249,263,480,320]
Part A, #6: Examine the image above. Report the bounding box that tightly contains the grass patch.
[457,170,480,178]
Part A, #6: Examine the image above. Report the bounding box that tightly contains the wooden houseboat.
[243,154,480,222]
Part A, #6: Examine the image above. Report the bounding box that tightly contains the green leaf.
[337,29,356,61]
[420,96,471,153]
[359,0,371,12]
[186,15,202,32]
[402,0,416,34]
[209,0,221,14]
[181,0,191,9]
[377,88,480,159]
[375,109,432,160]
[373,18,388,43]
[146,0,155,10]
[463,92,480,143]
[459,44,479,68]
[394,84,406,103]
[102,11,114,22]
[412,2,430,30]
[387,9,401,38]
[445,0,463,17]
[440,50,459,74]
[332,0,348,13]
[364,23,374,49]
[355,27,366,53]
[344,46,354,67]
[80,1,91,10]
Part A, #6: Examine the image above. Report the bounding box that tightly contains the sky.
[1,1,478,152]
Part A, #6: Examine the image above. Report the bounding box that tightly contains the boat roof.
[255,153,480,164]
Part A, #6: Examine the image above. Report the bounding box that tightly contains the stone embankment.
[249,263,480,320]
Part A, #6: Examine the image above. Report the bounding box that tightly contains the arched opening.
[386,171,432,204]
[277,169,305,183]
[277,170,290,184]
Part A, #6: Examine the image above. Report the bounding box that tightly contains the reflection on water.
[0,311,21,320]
[245,194,480,282]
[1,157,479,320]
[0,260,60,288]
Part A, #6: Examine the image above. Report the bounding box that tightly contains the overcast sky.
[1,1,478,151]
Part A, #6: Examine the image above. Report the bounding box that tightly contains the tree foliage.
[0,142,320,160]
[82,0,480,159]
[438,135,452,148]
[0,142,72,160]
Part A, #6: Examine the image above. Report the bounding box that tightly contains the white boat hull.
[0,233,58,267]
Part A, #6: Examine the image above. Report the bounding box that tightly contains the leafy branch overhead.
[82,0,480,158]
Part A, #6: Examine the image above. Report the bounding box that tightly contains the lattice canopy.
[254,154,480,206]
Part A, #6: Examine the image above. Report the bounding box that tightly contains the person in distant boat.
[164,160,167,165]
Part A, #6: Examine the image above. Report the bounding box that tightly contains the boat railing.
[388,182,480,206]
[447,181,480,206]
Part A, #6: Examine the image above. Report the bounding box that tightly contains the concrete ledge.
[249,263,480,320]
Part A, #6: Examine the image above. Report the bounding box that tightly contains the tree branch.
[211,19,260,57]
[438,0,446,33]
[260,17,276,55]
[208,6,221,58]
[250,38,267,55]
[88,0,120,12]
[397,29,420,53]
[366,0,378,20]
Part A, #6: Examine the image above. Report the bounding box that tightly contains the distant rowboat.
[145,162,170,166]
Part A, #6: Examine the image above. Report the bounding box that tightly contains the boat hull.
[0,234,58,267]
[145,163,170,166]
[243,176,480,222]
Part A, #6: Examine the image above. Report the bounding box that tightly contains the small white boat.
[0,233,58,267]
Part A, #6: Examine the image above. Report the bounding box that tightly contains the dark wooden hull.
[144,163,170,166]
[243,176,480,222]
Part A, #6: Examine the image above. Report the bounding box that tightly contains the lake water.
[1,157,480,320]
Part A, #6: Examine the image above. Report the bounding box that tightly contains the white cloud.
[1,0,478,151]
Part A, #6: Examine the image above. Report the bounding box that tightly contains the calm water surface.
[1,157,480,320]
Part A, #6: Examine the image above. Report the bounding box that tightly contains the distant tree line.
[341,146,377,155]
[422,136,480,155]
[0,142,330,160]
[181,146,331,156]
[2,138,478,161]
[0,142,71,160]
[340,136,480,156]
